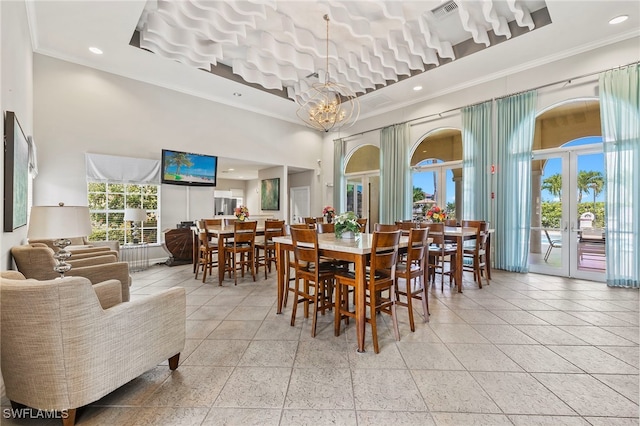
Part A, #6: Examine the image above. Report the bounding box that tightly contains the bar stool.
[395,227,430,330]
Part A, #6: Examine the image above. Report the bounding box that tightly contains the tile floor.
[2,263,638,425]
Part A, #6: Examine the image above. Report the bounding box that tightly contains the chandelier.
[296,15,360,132]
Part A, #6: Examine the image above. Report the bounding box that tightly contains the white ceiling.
[27,1,639,179]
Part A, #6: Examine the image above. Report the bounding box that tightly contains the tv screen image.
[162,149,217,187]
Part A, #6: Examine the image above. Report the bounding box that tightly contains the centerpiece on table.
[322,206,336,223]
[234,205,249,221]
[425,205,447,223]
[334,211,360,239]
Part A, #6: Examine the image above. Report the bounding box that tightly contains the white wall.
[32,54,324,231]
[1,0,33,270]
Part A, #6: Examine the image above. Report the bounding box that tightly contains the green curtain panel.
[599,64,640,288]
[494,91,538,272]
[380,123,411,223]
[462,100,492,221]
[333,138,346,214]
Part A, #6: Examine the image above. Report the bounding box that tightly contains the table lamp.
[27,203,93,278]
[124,208,147,244]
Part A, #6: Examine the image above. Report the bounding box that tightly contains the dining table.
[442,226,493,293]
[273,232,409,353]
[201,223,265,286]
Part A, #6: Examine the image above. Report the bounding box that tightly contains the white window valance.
[85,153,161,184]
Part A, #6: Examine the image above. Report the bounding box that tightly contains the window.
[87,182,160,244]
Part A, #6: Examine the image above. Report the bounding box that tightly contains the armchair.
[0,272,186,426]
[11,243,132,301]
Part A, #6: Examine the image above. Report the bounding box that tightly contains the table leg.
[456,235,463,293]
[217,234,225,286]
[276,242,285,314]
[355,255,366,352]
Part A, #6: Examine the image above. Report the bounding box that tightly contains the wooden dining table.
[202,223,265,286]
[442,226,493,293]
[273,233,409,353]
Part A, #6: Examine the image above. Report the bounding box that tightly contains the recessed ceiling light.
[609,15,628,25]
[233,92,242,97]
[413,86,423,91]
[89,47,103,55]
[228,168,235,171]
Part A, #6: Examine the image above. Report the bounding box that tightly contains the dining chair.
[374,223,399,232]
[194,220,218,283]
[395,221,420,235]
[316,222,335,234]
[395,227,430,331]
[425,222,457,291]
[356,218,368,233]
[289,227,340,337]
[255,219,285,279]
[223,220,257,285]
[461,220,489,288]
[283,223,318,308]
[303,217,318,224]
[334,230,402,353]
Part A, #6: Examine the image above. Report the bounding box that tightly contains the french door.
[412,161,462,221]
[529,146,605,281]
[345,173,379,232]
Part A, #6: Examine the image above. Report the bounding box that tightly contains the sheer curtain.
[333,138,346,214]
[462,100,492,221]
[380,123,411,223]
[494,91,538,272]
[599,64,640,288]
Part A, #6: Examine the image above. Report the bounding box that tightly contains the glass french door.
[529,145,605,281]
[345,174,379,231]
[412,161,462,221]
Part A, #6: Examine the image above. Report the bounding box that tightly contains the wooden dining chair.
[283,223,320,308]
[303,217,318,225]
[223,220,257,285]
[374,223,399,232]
[334,230,402,353]
[194,220,218,283]
[425,222,457,291]
[289,227,340,337]
[395,227,430,331]
[255,219,285,279]
[356,218,368,233]
[316,222,335,234]
[461,220,489,288]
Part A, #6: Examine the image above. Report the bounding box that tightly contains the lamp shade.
[124,208,147,222]
[27,205,93,240]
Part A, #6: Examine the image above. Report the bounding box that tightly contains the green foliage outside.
[87,182,159,244]
[413,186,425,202]
[541,201,605,229]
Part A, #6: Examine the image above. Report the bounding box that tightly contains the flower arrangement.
[334,211,361,238]
[322,206,335,217]
[234,205,249,221]
[425,205,447,223]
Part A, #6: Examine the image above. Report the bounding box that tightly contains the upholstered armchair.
[11,243,132,301]
[0,272,186,426]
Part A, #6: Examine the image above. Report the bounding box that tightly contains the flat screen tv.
[161,149,217,187]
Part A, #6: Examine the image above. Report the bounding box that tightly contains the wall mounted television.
[161,149,217,187]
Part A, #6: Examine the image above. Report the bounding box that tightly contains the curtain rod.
[341,60,638,141]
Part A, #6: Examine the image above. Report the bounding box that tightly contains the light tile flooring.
[2,264,638,425]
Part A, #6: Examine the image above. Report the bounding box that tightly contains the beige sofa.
[11,243,132,301]
[28,236,120,259]
[0,272,185,426]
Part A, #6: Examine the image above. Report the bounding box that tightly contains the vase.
[340,231,355,239]
[326,214,333,224]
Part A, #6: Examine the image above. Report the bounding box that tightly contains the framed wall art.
[4,111,29,232]
[261,177,280,211]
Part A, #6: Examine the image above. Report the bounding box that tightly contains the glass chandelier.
[296,15,360,132]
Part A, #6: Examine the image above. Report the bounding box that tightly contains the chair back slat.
[374,223,399,232]
[233,221,257,244]
[290,227,319,265]
[370,230,401,277]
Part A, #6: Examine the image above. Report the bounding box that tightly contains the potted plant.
[334,211,360,238]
